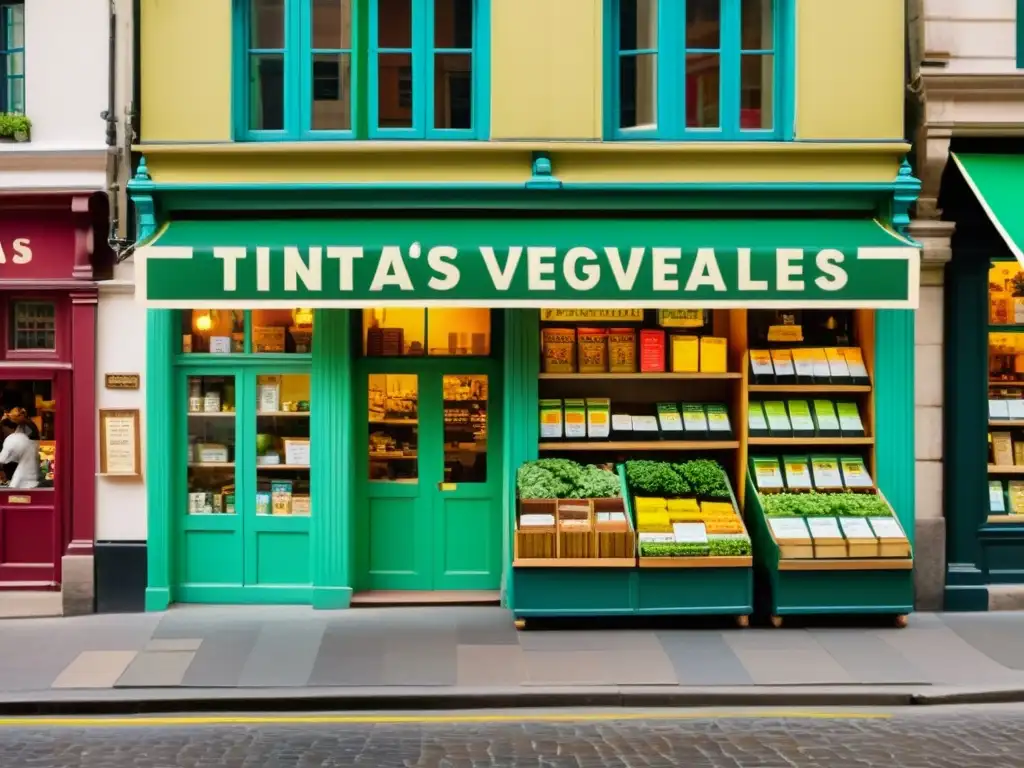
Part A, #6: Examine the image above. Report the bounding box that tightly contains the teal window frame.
[1018,0,1024,68]
[0,0,24,114]
[604,0,794,141]
[177,310,314,361]
[233,0,490,141]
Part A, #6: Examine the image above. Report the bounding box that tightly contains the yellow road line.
[0,711,892,728]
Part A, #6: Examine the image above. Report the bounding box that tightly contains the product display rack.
[742,310,914,626]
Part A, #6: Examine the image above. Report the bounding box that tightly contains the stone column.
[909,218,953,610]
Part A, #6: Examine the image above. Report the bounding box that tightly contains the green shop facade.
[130,159,923,614]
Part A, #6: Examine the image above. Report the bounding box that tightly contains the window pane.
[0,379,54,490]
[378,0,411,48]
[619,0,657,51]
[249,54,285,130]
[250,0,285,48]
[8,51,22,75]
[255,374,311,516]
[378,53,413,128]
[686,53,719,128]
[252,308,314,353]
[434,53,472,129]
[427,308,491,355]
[364,308,425,356]
[8,77,22,113]
[741,53,773,129]
[181,309,244,354]
[312,0,352,49]
[686,0,720,49]
[187,375,236,514]
[742,0,773,50]
[9,302,56,351]
[444,375,487,483]
[619,53,657,129]
[312,53,352,130]
[434,0,473,48]
[7,4,23,47]
[369,374,418,482]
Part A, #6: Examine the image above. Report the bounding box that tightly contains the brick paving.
[3,708,1024,767]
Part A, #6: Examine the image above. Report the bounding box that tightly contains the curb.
[4,686,1023,716]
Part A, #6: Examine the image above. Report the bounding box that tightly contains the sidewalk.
[5,606,1024,713]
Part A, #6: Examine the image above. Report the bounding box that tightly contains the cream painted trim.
[0,151,107,173]
[141,299,921,310]
[951,152,1024,266]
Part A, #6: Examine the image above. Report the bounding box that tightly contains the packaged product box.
[836,401,865,438]
[611,413,634,441]
[808,348,831,382]
[541,328,577,373]
[869,516,911,558]
[782,455,813,491]
[992,431,1014,466]
[1008,399,1024,420]
[705,403,734,439]
[656,402,684,434]
[763,400,793,437]
[839,516,879,557]
[839,456,874,489]
[770,349,796,384]
[812,399,841,438]
[639,329,666,372]
[682,403,709,439]
[807,517,847,559]
[752,456,784,491]
[271,480,293,515]
[539,399,564,440]
[577,328,609,373]
[810,456,844,490]
[1010,481,1024,514]
[563,399,587,439]
[749,350,775,384]
[786,400,816,437]
[791,348,816,384]
[1015,441,1024,467]
[990,399,1012,420]
[990,480,1007,514]
[253,326,286,353]
[632,414,660,441]
[607,328,637,373]
[586,398,611,439]
[658,309,706,328]
[842,347,871,385]
[767,517,813,559]
[825,348,851,382]
[748,401,769,438]
[255,491,272,517]
[291,495,311,516]
[767,324,804,343]
[669,335,699,373]
[699,336,728,373]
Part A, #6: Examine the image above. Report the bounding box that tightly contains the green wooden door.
[355,358,502,591]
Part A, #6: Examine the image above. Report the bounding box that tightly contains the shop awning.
[136,216,920,309]
[952,153,1024,266]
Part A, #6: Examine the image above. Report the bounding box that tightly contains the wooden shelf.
[639,555,752,568]
[256,411,310,417]
[539,372,741,381]
[256,464,310,471]
[369,454,418,460]
[777,558,913,571]
[989,381,1024,388]
[987,515,1024,524]
[989,421,1024,427]
[187,412,234,418]
[989,464,1024,475]
[512,557,636,568]
[748,384,871,393]
[538,440,739,452]
[749,437,874,446]
[370,419,418,426]
[188,462,234,468]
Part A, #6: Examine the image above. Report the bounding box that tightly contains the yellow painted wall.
[140,0,232,142]
[795,0,905,140]
[490,0,602,140]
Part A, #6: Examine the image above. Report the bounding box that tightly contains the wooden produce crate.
[593,497,635,562]
[514,499,557,562]
[557,500,596,559]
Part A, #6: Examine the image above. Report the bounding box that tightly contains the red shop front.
[0,192,112,614]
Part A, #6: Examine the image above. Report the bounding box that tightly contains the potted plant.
[0,113,31,143]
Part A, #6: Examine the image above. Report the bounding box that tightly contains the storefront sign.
[137,218,920,309]
[99,408,141,477]
[104,373,140,390]
[0,211,80,280]
[540,309,644,322]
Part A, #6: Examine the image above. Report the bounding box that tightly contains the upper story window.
[238,0,488,141]
[0,1,24,114]
[609,0,787,140]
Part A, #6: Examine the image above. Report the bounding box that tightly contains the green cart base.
[511,566,753,627]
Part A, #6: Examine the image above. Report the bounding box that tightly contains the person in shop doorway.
[0,407,40,489]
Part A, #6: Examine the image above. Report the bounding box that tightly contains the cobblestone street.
[3,707,1024,767]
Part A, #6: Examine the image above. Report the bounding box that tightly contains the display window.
[181,308,313,355]
[0,378,55,490]
[362,307,491,356]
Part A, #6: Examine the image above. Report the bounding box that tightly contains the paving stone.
[657,632,755,686]
[237,620,326,688]
[50,651,137,689]
[115,651,195,687]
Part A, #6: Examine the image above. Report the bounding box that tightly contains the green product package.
[782,455,813,490]
[810,455,844,490]
[705,403,734,438]
[990,480,1007,514]
[748,401,769,438]
[564,398,587,440]
[656,402,683,433]
[786,400,816,437]
[586,398,611,439]
[839,456,874,489]
[752,456,784,490]
[764,400,792,437]
[539,399,564,440]
[812,399,841,438]
[836,401,865,437]
[682,403,709,438]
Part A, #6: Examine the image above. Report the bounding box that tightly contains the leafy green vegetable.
[760,492,892,518]
[516,464,569,499]
[707,537,752,556]
[516,459,621,499]
[674,459,731,500]
[639,541,710,557]
[625,460,690,497]
[575,464,622,498]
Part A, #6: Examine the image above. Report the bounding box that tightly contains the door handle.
[438,482,457,491]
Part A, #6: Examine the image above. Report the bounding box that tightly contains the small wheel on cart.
[770,615,784,628]
[514,618,527,631]
[894,614,909,629]
[735,615,750,628]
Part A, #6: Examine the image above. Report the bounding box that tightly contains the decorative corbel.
[128,156,158,242]
[892,158,922,239]
[526,152,561,190]
[71,194,96,280]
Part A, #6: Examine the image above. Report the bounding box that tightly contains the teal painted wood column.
[145,309,174,611]
[311,309,353,609]
[501,309,539,607]
[943,249,989,610]
[874,310,916,543]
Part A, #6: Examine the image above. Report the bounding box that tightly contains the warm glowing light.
[293,308,314,326]
[195,312,213,332]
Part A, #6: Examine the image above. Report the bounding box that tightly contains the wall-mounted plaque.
[99,408,141,477]
[104,373,140,390]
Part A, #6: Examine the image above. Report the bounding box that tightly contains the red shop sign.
[0,208,80,281]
